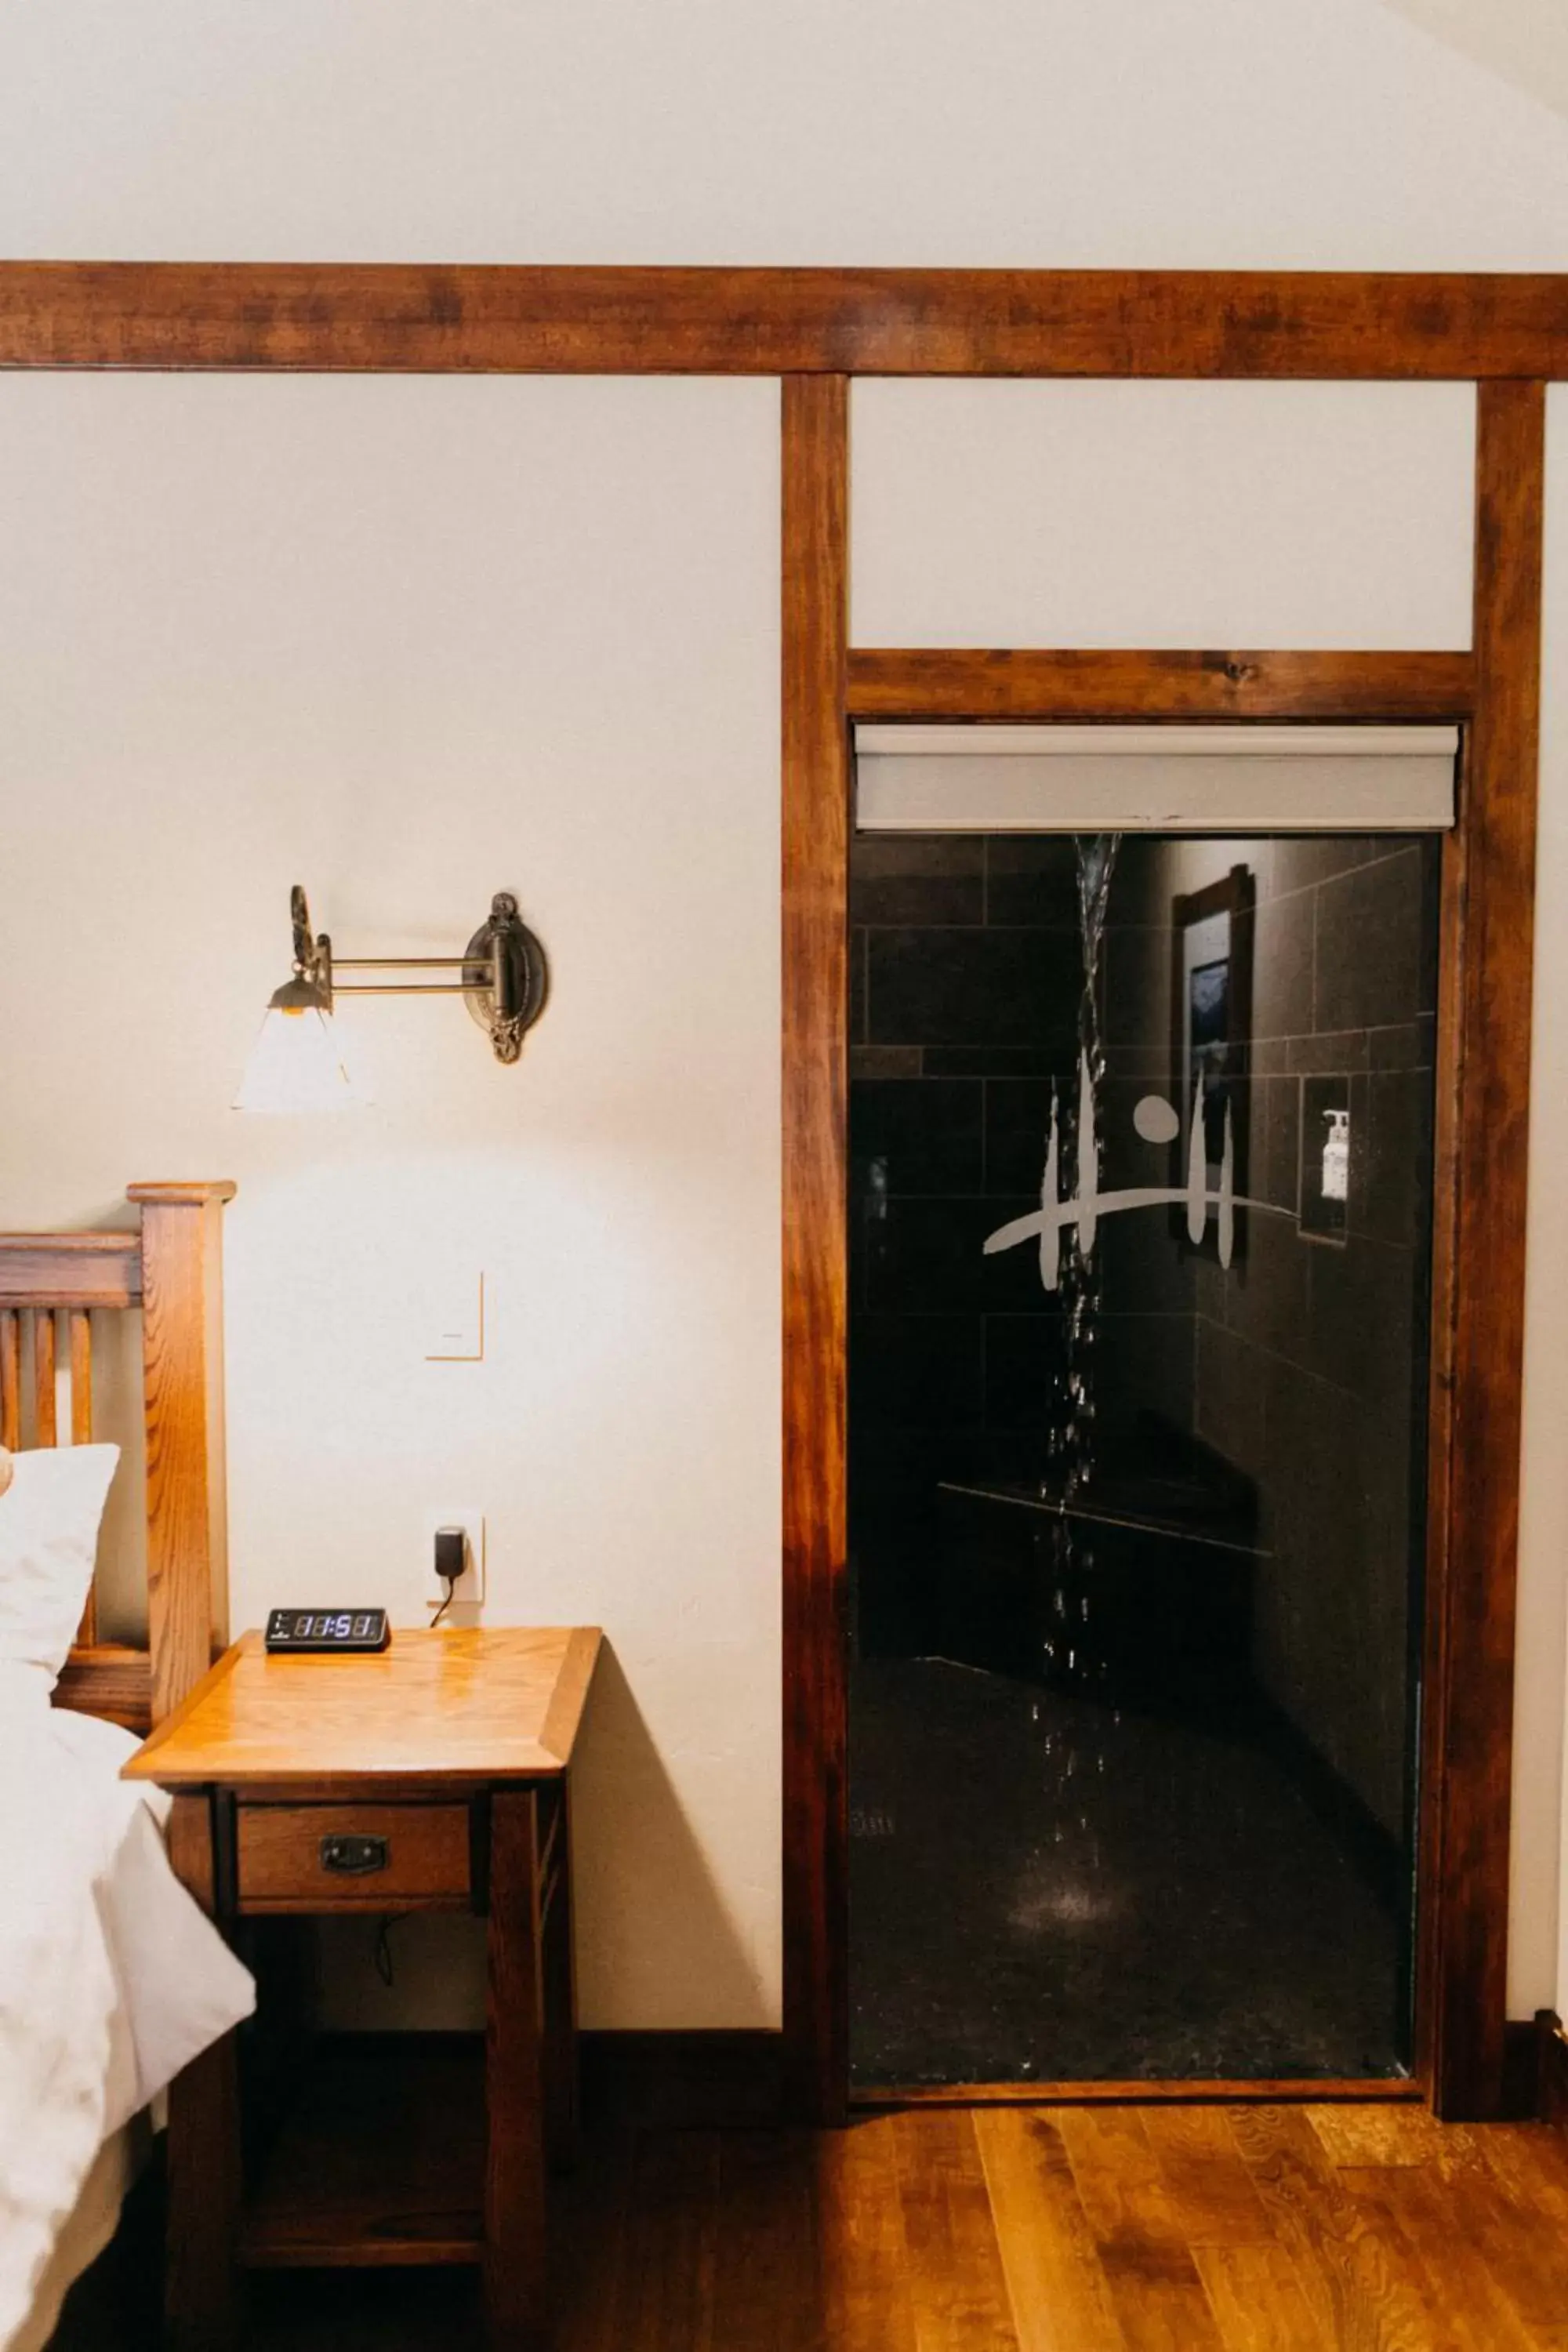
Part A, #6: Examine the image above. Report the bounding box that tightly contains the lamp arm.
[276,885,547,1064]
[330,955,474,970]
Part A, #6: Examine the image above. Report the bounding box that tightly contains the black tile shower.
[850,1657,1406,2088]
[923,1045,1073,1078]
[851,1076,983,1195]
[848,828,1437,2090]
[863,1194,1055,1317]
[850,1314,985,1431]
[1314,849,1431,1033]
[983,1078,1061,1196]
[851,834,986,926]
[982,833,1081,927]
[867,927,1081,1050]
[982,1313,1069,1432]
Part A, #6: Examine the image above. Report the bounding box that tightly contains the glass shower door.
[848,828,1438,2088]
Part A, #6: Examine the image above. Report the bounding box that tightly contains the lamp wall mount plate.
[289,883,548,1065]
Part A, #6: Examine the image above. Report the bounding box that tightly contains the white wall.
[2,0,1567,2034]
[1377,0,1568,124]
[851,382,1476,651]
[0,373,782,2031]
[2,0,1567,266]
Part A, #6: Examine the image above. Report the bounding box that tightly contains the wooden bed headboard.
[0,1181,235,1733]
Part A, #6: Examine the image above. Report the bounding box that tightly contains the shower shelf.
[937,1427,1270,1561]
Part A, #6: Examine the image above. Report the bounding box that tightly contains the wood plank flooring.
[219,2103,1568,2350]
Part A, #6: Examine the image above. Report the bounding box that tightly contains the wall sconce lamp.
[234,884,547,1111]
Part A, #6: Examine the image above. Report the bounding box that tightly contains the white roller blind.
[853,724,1458,834]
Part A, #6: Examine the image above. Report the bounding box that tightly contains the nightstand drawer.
[236,1802,472,1911]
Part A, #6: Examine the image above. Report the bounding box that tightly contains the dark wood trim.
[1417,805,1468,2110]
[1500,2017,1545,2120]
[51,2135,165,2347]
[797,627,1543,2118]
[484,1788,550,2341]
[846,648,1478,722]
[851,2078,1425,2109]
[5,265,1568,378]
[1421,381,1544,2121]
[579,2029,786,2129]
[163,1795,241,2350]
[1533,2010,1568,2129]
[781,372,850,2129]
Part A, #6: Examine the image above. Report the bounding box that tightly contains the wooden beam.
[4,264,1568,378]
[846,648,1478,723]
[1423,381,1545,2121]
[781,374,850,2128]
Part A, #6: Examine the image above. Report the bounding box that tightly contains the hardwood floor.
[219,2103,1568,2349]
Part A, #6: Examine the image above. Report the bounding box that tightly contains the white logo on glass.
[982,1054,1274,1294]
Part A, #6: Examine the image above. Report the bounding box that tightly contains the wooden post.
[781,373,851,2129]
[126,1181,235,1722]
[1421,383,1545,2119]
[164,1791,241,2350]
[540,1784,581,2171]
[485,1786,550,2347]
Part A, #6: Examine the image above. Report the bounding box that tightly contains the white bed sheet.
[0,1682,255,2352]
[5,2116,153,2352]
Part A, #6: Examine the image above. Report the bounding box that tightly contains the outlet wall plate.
[425,1506,486,1610]
[423,1272,485,1361]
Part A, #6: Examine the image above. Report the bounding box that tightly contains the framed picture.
[1168,862,1254,1259]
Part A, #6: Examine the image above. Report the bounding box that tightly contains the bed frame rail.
[0,1183,235,1731]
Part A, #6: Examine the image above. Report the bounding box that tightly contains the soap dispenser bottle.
[1322,1108,1350,1204]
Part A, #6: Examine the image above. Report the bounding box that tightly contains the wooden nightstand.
[124,1625,601,2351]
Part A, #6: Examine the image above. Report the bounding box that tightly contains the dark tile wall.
[848,837,1082,1655]
[850,828,1439,1845]
[1100,836,1439,1840]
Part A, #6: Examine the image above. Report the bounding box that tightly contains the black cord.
[430,1573,456,1629]
[373,1916,400,1986]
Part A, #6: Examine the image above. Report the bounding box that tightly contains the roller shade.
[853,724,1458,833]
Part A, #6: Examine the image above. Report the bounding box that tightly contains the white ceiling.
[2,0,1566,266]
[1377,0,1568,122]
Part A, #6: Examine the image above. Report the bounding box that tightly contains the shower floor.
[849,1655,1407,2089]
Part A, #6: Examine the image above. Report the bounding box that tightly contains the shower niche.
[847,806,1441,2090]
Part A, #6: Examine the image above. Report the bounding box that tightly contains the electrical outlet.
[424,1507,486,1611]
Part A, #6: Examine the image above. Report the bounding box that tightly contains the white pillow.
[0,1445,120,1688]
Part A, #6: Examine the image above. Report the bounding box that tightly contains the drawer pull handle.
[320,1833,389,1876]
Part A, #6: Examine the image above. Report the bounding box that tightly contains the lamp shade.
[233,982,368,1112]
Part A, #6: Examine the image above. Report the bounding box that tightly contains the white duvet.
[0,1677,255,2351]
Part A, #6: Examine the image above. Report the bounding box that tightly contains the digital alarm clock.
[264,1607,390,1654]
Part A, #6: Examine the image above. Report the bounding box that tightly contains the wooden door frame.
[782,372,1545,2125]
[0,259,1550,2125]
